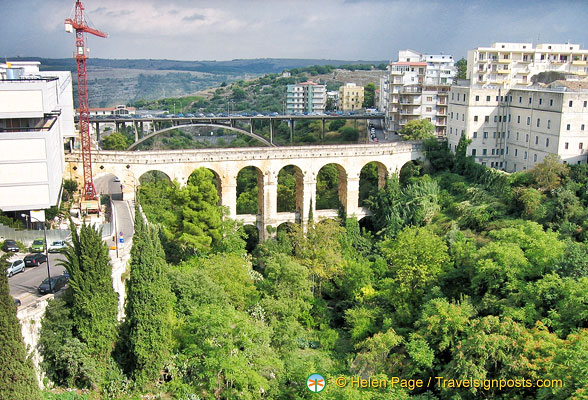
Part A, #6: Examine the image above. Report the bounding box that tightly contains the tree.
[362,82,376,108]
[399,119,435,141]
[0,274,43,400]
[340,126,360,142]
[329,119,346,131]
[531,154,569,192]
[175,168,223,254]
[455,58,467,81]
[102,132,130,150]
[123,211,175,386]
[60,222,118,360]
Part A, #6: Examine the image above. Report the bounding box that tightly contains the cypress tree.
[0,274,43,400]
[61,221,118,360]
[124,209,174,385]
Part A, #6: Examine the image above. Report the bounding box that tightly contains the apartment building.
[286,81,327,114]
[0,61,74,212]
[468,42,588,88]
[379,50,455,135]
[447,81,588,172]
[339,83,364,111]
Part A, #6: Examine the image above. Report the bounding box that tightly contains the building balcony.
[572,60,588,66]
[498,59,511,64]
[497,69,511,74]
[399,109,421,116]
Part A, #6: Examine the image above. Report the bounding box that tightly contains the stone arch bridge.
[65,142,423,239]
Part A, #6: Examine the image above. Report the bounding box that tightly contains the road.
[8,252,66,306]
[368,119,401,143]
[8,175,134,306]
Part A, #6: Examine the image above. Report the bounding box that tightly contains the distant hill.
[10,57,388,75]
[7,57,386,107]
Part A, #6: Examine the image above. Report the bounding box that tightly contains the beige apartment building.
[339,83,364,111]
[447,81,588,172]
[468,42,588,88]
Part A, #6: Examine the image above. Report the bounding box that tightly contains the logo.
[307,373,326,393]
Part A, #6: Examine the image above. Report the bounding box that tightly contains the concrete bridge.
[89,114,385,148]
[65,142,423,239]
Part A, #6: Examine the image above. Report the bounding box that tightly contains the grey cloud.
[182,13,206,22]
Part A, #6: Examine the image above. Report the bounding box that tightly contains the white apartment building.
[379,50,455,135]
[0,61,74,212]
[286,81,327,114]
[447,81,588,172]
[468,42,588,88]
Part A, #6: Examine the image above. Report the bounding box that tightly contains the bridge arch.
[236,166,264,215]
[277,164,304,213]
[127,123,274,150]
[359,161,387,206]
[316,162,347,211]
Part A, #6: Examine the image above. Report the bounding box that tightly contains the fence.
[0,224,71,246]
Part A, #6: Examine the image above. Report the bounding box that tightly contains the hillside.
[8,57,386,107]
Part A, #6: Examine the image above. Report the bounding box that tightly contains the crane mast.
[65,0,107,200]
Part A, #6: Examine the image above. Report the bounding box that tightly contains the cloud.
[182,13,206,22]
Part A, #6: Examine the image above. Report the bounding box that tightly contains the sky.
[2,0,588,62]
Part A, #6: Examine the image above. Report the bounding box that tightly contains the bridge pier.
[269,120,274,144]
[290,119,294,143]
[343,174,360,216]
[321,119,325,140]
[260,170,278,240]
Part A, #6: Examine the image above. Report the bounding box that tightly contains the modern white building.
[467,42,588,88]
[0,61,74,212]
[379,50,455,135]
[286,81,327,114]
[447,80,588,172]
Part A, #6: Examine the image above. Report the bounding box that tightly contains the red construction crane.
[65,1,107,200]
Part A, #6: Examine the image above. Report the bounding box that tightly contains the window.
[565,142,569,149]
[482,149,487,155]
[501,149,504,155]
[462,114,465,121]
[533,154,537,162]
[539,98,542,105]
[535,136,539,145]
[472,149,477,156]
[486,96,491,101]
[527,117,531,125]
[537,119,540,127]
[582,124,585,131]
[483,131,489,138]
[493,132,497,138]
[517,115,521,123]
[584,101,587,107]
[567,124,571,130]
[475,95,480,101]
[474,115,478,121]
[515,149,518,157]
[456,113,459,120]
[550,99,553,106]
[494,115,498,122]
[547,120,551,129]
[450,128,453,134]
[546,138,549,147]
[426,107,432,112]
[525,134,529,142]
[524,151,528,160]
[519,96,522,103]
[516,132,520,140]
[451,112,453,118]
[427,96,433,102]
[473,131,477,138]
[529,97,532,104]
[492,149,495,155]
[508,114,511,122]
[485,115,490,122]
[569,100,573,107]
[506,146,509,154]
[580,143,584,150]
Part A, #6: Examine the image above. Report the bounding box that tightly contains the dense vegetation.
[33,136,588,399]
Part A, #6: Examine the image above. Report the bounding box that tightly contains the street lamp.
[23,213,52,293]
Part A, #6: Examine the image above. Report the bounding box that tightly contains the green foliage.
[102,132,131,150]
[122,212,175,386]
[316,164,343,210]
[531,154,570,191]
[0,273,43,400]
[329,119,346,131]
[455,57,467,80]
[340,126,360,142]
[399,119,435,141]
[60,221,118,361]
[363,82,376,108]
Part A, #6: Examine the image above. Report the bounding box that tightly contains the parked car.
[30,238,45,253]
[48,240,67,253]
[2,239,19,252]
[13,297,22,307]
[24,253,47,267]
[6,259,25,277]
[38,275,68,294]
